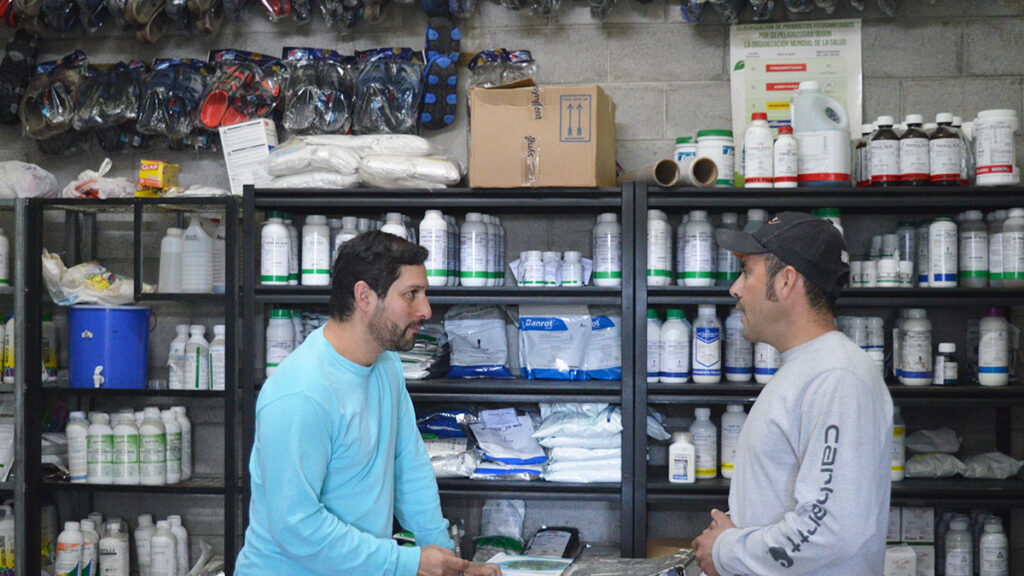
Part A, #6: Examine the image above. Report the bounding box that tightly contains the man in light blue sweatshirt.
[237,231,501,576]
[694,212,893,576]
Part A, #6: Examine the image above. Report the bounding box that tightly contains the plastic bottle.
[855,123,874,187]
[445,215,459,286]
[87,413,114,484]
[111,413,139,486]
[899,309,932,386]
[542,251,561,286]
[260,212,290,286]
[520,251,545,287]
[916,221,931,286]
[675,214,689,286]
[1000,207,1024,287]
[716,212,741,285]
[495,216,506,286]
[945,516,972,576]
[483,215,498,287]
[870,116,900,186]
[290,309,303,347]
[790,81,851,186]
[668,431,696,484]
[865,317,885,369]
[690,407,718,480]
[684,211,714,287]
[98,522,129,576]
[0,228,8,286]
[459,213,488,287]
[929,217,958,287]
[211,219,225,294]
[974,109,1019,186]
[988,210,1007,287]
[743,112,773,188]
[959,210,989,287]
[160,410,181,484]
[930,113,962,185]
[135,514,156,576]
[891,406,905,482]
[208,325,225,391]
[265,309,295,377]
[979,518,1008,576]
[646,309,661,384]
[647,210,672,286]
[979,308,1009,387]
[149,521,177,576]
[692,305,722,384]
[300,215,331,286]
[753,341,780,384]
[42,312,58,381]
[660,309,691,384]
[933,342,958,385]
[166,325,189,390]
[418,210,449,288]
[592,213,622,287]
[695,129,735,187]
[180,216,212,293]
[380,212,408,240]
[561,251,583,286]
[80,519,99,576]
[55,521,84,576]
[158,228,184,293]
[724,309,753,383]
[67,411,89,483]
[183,325,209,391]
[139,408,167,486]
[720,404,746,479]
[0,314,11,386]
[166,516,188,576]
[899,114,930,186]
[282,214,299,285]
[170,406,191,482]
[332,216,359,264]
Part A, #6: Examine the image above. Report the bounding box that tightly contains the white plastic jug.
[790,81,851,187]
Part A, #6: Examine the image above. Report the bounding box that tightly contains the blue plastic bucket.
[68,305,151,389]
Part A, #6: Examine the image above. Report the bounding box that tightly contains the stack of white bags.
[534,403,623,484]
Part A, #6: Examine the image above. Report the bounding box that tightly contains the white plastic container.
[80,519,99,576]
[484,215,498,287]
[1000,207,1024,287]
[720,404,746,479]
[899,309,932,386]
[561,251,583,286]
[690,407,718,479]
[647,209,672,286]
[884,545,917,576]
[260,213,289,285]
[916,221,930,286]
[135,514,156,576]
[695,129,735,187]
[55,521,83,576]
[111,413,139,486]
[979,518,1008,576]
[139,408,167,486]
[495,217,506,286]
[753,341,780,384]
[380,212,408,240]
[899,114,930,185]
[183,325,210,391]
[265,309,295,377]
[979,309,1009,387]
[167,515,188,576]
[158,227,184,293]
[166,324,189,390]
[974,109,1019,186]
[149,520,178,576]
[283,214,299,285]
[866,317,885,369]
[171,406,192,482]
[674,137,697,180]
[790,81,851,186]
[300,215,331,286]
[945,516,972,576]
[520,251,545,287]
[592,213,622,287]
[675,215,689,286]
[180,215,213,293]
[743,112,774,188]
[209,325,225,392]
[67,411,89,483]
[419,210,449,287]
[716,212,741,286]
[445,215,459,286]
[646,309,661,384]
[460,213,488,287]
[212,219,226,294]
[929,217,958,287]
[724,309,753,382]
[989,209,1007,287]
[959,210,988,287]
[659,309,691,384]
[892,406,905,482]
[683,211,714,287]
[668,431,696,484]
[160,410,181,484]
[332,216,359,264]
[99,522,130,576]
[692,305,722,384]
[542,251,561,286]
[87,413,114,484]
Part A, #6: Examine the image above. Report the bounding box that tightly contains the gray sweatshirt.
[712,330,893,575]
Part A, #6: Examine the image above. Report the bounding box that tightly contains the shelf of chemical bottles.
[254,377,624,403]
[254,285,623,306]
[646,382,1024,406]
[43,474,228,495]
[643,468,1024,507]
[436,478,621,501]
[34,196,238,212]
[249,187,625,211]
[41,383,226,398]
[646,286,1024,307]
[645,185,1024,212]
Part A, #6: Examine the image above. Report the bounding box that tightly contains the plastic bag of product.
[42,249,155,306]
[542,458,621,483]
[445,305,515,379]
[265,171,360,189]
[417,409,471,438]
[962,452,1024,480]
[471,460,542,480]
[467,409,546,466]
[424,436,479,478]
[547,446,621,462]
[906,428,961,454]
[353,48,424,135]
[61,158,136,199]
[20,50,89,140]
[647,407,671,441]
[137,58,212,141]
[358,154,462,189]
[905,453,967,478]
[280,48,355,136]
[0,161,58,198]
[539,402,609,420]
[518,305,591,381]
[533,405,622,439]
[467,50,536,91]
[301,133,434,156]
[266,138,361,176]
[472,500,526,561]
[585,307,621,380]
[538,434,621,449]
[71,61,144,130]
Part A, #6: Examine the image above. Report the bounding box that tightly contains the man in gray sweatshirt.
[693,212,893,576]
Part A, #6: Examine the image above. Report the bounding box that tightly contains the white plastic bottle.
[139,408,166,486]
[495,216,506,286]
[445,215,459,286]
[261,212,290,286]
[332,216,359,264]
[743,112,774,188]
[647,210,672,286]
[483,215,498,287]
[460,213,488,287]
[111,413,139,486]
[866,317,886,369]
[300,215,331,286]
[380,212,408,240]
[158,227,184,293]
[211,219,226,294]
[958,210,989,288]
[561,251,583,286]
[929,217,958,287]
[149,521,177,576]
[80,519,99,576]
[283,214,299,285]
[542,251,561,286]
[135,514,156,576]
[209,325,225,391]
[684,211,714,287]
[989,210,1007,287]
[945,516,972,576]
[180,215,213,294]
[674,214,689,286]
[668,432,696,484]
[790,81,851,186]
[899,309,932,386]
[720,404,746,479]
[773,125,798,188]
[289,309,303,347]
[55,521,84,576]
[183,325,210,391]
[753,341,780,384]
[979,518,1008,576]
[520,251,545,287]
[646,309,661,384]
[692,305,722,384]
[419,210,449,287]
[166,325,189,390]
[724,309,753,383]
[265,309,295,377]
[979,308,1009,387]
[167,516,188,576]
[87,413,114,484]
[160,410,181,484]
[716,213,741,286]
[592,213,622,287]
[659,309,691,384]
[171,406,192,482]
[690,407,718,480]
[98,522,130,576]
[916,221,931,286]
[891,406,905,482]
[1000,207,1024,287]
[67,410,89,483]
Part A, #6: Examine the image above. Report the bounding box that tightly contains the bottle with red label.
[899,114,930,186]
[743,112,774,188]
[855,123,873,187]
[870,116,900,187]
[929,113,962,186]
[773,125,798,188]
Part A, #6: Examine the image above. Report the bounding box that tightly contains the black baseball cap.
[715,211,849,298]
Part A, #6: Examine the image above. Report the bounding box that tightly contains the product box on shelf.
[908,544,934,576]
[469,80,616,188]
[900,507,934,543]
[218,118,279,196]
[887,507,902,543]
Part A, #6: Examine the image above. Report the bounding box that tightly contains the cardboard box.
[218,118,278,195]
[887,507,902,544]
[901,507,935,543]
[469,81,616,188]
[646,537,692,559]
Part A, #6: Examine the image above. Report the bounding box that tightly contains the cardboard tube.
[619,159,680,187]
[677,157,718,187]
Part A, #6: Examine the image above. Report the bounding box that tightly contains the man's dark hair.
[329,230,428,321]
[763,253,837,314]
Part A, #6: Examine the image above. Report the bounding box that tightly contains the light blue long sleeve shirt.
[236,327,453,576]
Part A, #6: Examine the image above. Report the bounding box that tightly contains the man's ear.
[776,266,802,301]
[352,280,376,314]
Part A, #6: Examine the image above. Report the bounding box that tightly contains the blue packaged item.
[519,305,590,381]
[444,305,514,379]
[584,308,622,381]
[417,410,470,438]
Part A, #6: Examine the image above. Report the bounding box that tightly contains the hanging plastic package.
[19,50,88,140]
[138,59,214,143]
[71,61,144,132]
[519,304,591,380]
[748,0,774,20]
[444,305,514,379]
[353,48,424,135]
[467,50,535,92]
[707,0,743,23]
[584,306,621,380]
[280,48,355,137]
[199,50,285,129]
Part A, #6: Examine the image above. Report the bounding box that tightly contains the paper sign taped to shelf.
[219,118,279,196]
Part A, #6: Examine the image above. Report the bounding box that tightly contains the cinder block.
[473,27,610,85]
[901,80,966,122]
[862,20,961,79]
[664,81,731,140]
[961,78,1024,120]
[899,0,1023,18]
[602,83,665,141]
[608,25,726,83]
[864,79,901,124]
[615,140,674,176]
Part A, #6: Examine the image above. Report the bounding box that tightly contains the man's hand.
[417,545,470,576]
[693,508,735,576]
[464,562,502,576]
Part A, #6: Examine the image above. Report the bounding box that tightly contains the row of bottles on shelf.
[166,324,226,391]
[157,215,226,294]
[55,512,191,576]
[668,404,746,484]
[0,311,58,384]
